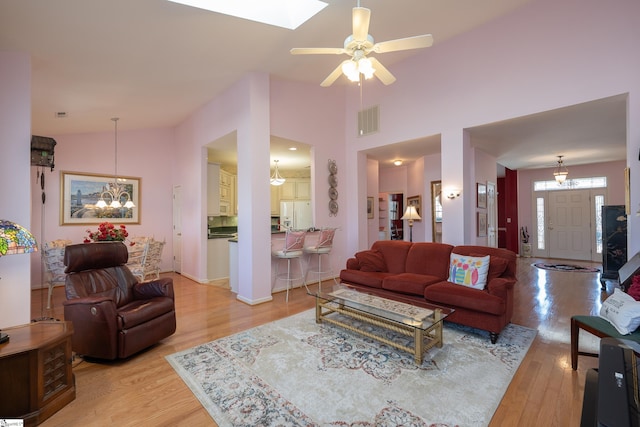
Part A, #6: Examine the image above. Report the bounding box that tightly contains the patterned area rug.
[166,309,536,427]
[533,263,600,273]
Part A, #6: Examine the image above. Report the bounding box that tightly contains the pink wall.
[29,127,176,288]
[0,52,32,328]
[341,0,640,254]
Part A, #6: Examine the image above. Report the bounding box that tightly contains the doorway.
[533,186,605,261]
[388,193,404,240]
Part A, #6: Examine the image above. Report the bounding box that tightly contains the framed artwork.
[477,182,487,209]
[367,197,374,219]
[477,212,487,237]
[60,171,140,225]
[406,195,422,221]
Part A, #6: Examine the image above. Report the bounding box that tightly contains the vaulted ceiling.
[0,0,627,171]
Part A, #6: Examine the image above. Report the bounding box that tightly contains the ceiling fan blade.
[321,61,349,87]
[352,7,371,41]
[369,58,396,85]
[290,47,346,55]
[373,34,434,54]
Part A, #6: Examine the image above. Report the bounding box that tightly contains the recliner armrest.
[62,295,114,306]
[133,277,174,300]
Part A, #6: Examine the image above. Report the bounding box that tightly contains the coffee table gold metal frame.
[311,285,453,364]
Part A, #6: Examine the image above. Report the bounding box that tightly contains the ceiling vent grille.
[358,105,379,136]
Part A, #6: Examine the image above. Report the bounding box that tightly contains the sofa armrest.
[486,277,516,300]
[345,257,360,270]
[133,277,174,300]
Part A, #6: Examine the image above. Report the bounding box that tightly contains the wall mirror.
[431,181,442,243]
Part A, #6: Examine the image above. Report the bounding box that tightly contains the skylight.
[167,0,327,30]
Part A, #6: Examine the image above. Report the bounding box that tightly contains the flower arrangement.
[84,222,129,243]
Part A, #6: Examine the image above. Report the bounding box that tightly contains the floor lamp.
[401,206,421,242]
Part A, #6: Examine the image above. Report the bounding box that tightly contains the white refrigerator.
[280,200,313,231]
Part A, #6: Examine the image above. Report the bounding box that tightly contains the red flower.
[84,222,128,242]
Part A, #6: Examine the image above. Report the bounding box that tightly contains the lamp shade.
[401,206,421,221]
[0,219,38,256]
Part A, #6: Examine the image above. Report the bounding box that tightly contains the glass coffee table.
[310,284,454,364]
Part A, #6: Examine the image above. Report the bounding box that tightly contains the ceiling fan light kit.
[291,4,433,87]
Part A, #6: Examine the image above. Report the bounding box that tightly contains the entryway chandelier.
[553,155,569,184]
[95,118,135,209]
[270,160,286,186]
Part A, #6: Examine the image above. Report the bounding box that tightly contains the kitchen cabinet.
[219,169,236,216]
[280,179,310,200]
[231,174,238,215]
[208,238,230,281]
[207,163,221,216]
[270,185,280,215]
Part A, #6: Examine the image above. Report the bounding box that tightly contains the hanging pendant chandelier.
[553,155,569,184]
[270,160,286,186]
[95,118,135,209]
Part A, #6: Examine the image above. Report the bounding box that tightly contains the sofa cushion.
[424,282,505,315]
[371,240,412,273]
[339,269,391,289]
[382,273,444,296]
[472,253,509,281]
[448,254,490,290]
[453,246,517,280]
[355,250,387,272]
[405,242,453,279]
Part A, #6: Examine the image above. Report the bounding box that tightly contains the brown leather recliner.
[63,242,176,360]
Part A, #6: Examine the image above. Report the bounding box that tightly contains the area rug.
[533,262,600,273]
[166,309,536,427]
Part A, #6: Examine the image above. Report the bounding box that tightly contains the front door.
[548,189,592,260]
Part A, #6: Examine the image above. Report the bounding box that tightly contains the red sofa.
[339,240,517,343]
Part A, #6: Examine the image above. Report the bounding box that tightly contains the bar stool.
[272,229,308,302]
[304,227,338,291]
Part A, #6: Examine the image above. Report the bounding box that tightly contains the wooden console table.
[0,321,75,426]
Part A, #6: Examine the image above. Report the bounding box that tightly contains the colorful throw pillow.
[355,250,387,272]
[600,288,640,334]
[471,253,509,281]
[448,254,490,290]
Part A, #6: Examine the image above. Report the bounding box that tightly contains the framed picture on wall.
[477,212,487,237]
[477,182,487,209]
[367,197,374,219]
[61,171,140,225]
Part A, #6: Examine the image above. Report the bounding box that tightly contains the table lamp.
[0,219,39,343]
[401,206,421,242]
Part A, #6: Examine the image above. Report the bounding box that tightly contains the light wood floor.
[33,257,608,427]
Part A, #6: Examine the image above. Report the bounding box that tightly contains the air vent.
[357,105,379,136]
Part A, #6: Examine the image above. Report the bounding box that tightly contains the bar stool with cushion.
[42,239,72,309]
[272,229,307,302]
[304,227,338,291]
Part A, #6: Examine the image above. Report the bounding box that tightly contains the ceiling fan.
[290,2,433,87]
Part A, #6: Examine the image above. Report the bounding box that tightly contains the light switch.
[507,218,511,223]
